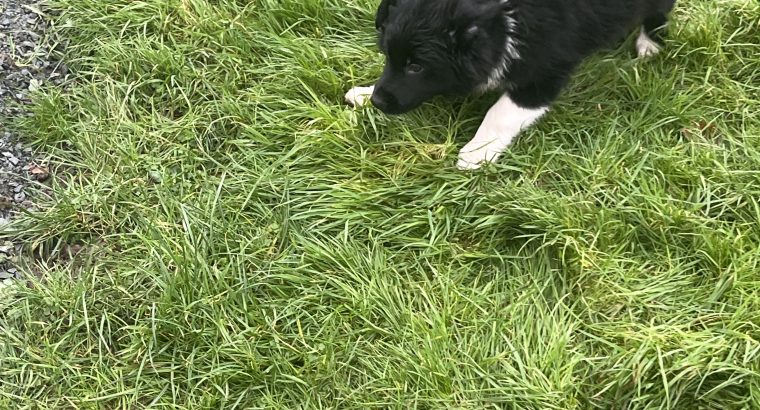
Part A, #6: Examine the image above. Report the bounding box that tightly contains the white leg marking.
[345,85,375,107]
[636,27,661,58]
[457,94,547,170]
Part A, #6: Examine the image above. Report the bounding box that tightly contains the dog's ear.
[447,1,509,49]
[375,0,397,30]
[448,24,480,48]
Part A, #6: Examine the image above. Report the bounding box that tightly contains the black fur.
[368,0,676,114]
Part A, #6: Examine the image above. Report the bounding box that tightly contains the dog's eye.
[406,63,423,74]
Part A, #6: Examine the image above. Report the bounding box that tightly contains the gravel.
[1,0,67,284]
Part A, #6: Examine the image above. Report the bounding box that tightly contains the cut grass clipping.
[2,0,760,408]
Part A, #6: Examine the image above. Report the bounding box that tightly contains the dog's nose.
[370,92,388,111]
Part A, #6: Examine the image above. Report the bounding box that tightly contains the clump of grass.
[1,0,759,408]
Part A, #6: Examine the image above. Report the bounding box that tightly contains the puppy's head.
[371,0,511,114]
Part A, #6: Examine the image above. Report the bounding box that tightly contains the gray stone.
[1,0,67,279]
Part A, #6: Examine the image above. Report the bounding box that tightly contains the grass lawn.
[2,0,760,408]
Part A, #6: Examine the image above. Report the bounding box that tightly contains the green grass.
[1,0,760,408]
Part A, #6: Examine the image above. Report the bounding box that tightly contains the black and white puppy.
[345,0,676,169]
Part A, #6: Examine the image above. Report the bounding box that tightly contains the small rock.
[0,271,12,280]
[13,192,26,202]
[2,152,20,166]
[29,78,41,92]
[148,170,163,184]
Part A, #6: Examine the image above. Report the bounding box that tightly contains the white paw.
[345,85,374,107]
[636,29,661,58]
[456,144,503,170]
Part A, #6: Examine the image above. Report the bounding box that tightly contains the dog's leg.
[457,94,548,170]
[638,2,674,58]
[457,74,570,170]
[345,85,375,107]
[636,27,661,58]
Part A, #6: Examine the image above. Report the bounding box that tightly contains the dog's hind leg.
[636,26,662,58]
[637,0,676,57]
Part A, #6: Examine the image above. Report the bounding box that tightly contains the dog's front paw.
[345,85,375,107]
[456,144,503,170]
